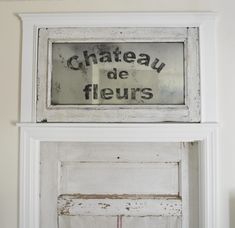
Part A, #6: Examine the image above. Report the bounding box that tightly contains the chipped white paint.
[57,196,182,216]
[19,12,217,123]
[37,26,200,122]
[18,123,218,228]
[39,141,198,227]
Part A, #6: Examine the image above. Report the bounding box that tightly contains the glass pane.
[51,42,184,105]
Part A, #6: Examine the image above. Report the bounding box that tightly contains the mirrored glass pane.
[51,42,184,105]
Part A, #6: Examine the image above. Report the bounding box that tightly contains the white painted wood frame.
[17,12,218,228]
[18,12,217,123]
[18,123,218,228]
[36,26,200,122]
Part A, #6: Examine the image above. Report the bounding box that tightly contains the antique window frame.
[18,12,218,228]
[36,26,200,122]
[19,12,217,123]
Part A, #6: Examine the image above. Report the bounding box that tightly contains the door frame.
[18,123,218,228]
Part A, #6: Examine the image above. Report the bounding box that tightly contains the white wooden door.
[40,142,198,228]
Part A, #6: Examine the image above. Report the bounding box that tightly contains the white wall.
[0,0,234,228]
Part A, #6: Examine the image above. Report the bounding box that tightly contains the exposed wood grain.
[58,193,181,200]
[58,197,182,216]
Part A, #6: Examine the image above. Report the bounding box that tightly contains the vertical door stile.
[180,142,189,228]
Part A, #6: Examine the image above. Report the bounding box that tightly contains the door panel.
[123,216,181,228]
[60,162,179,195]
[56,142,182,163]
[59,216,117,228]
[40,142,198,228]
[59,215,181,228]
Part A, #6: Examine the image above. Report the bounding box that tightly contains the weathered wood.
[122,216,181,228]
[188,142,199,228]
[36,27,200,122]
[58,195,182,216]
[59,215,117,228]
[180,142,189,227]
[59,215,181,228]
[40,141,199,228]
[56,142,182,163]
[40,143,60,228]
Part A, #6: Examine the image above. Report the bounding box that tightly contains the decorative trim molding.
[18,123,218,228]
[18,12,217,123]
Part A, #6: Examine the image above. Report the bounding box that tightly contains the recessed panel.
[59,215,117,228]
[123,216,181,228]
[58,215,181,228]
[59,162,179,195]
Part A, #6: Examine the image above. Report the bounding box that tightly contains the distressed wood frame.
[36,27,200,122]
[18,123,218,228]
[41,141,192,227]
[19,12,217,123]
